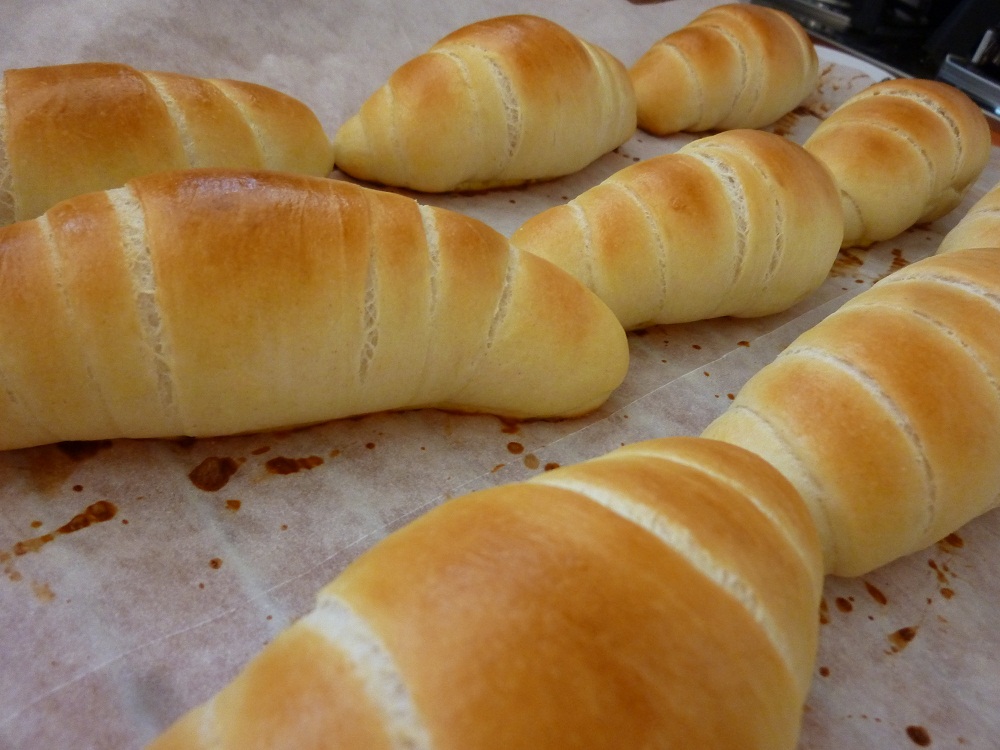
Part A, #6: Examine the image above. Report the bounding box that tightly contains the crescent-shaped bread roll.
[332,14,637,192]
[149,436,824,750]
[704,248,1000,576]
[510,129,843,329]
[0,62,335,226]
[0,169,628,451]
[803,78,991,248]
[937,178,1000,254]
[629,3,818,136]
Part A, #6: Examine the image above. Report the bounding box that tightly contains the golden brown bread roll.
[150,436,824,750]
[0,62,335,225]
[703,247,1000,576]
[803,78,991,248]
[0,168,628,451]
[332,14,637,192]
[629,4,818,136]
[510,129,843,329]
[937,178,1000,254]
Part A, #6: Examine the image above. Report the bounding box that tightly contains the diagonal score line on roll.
[301,593,434,750]
[107,185,181,428]
[527,468,802,695]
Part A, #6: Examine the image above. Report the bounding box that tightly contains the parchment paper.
[1,1,998,747]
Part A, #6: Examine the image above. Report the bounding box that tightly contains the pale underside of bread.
[0,169,628,451]
[704,248,1000,576]
[0,62,334,225]
[149,436,823,750]
[511,129,843,329]
[803,78,991,248]
[629,3,818,135]
[333,14,637,193]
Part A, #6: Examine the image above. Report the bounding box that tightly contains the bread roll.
[629,4,818,136]
[333,14,637,192]
[150,436,824,750]
[0,62,335,225]
[937,178,1000,254]
[803,78,991,248]
[703,248,1000,576]
[0,168,628,451]
[511,129,843,329]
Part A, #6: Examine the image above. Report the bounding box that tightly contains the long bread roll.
[629,4,818,136]
[150,436,824,750]
[333,15,636,193]
[803,78,990,249]
[703,247,1000,576]
[0,62,335,225]
[937,178,1000,254]
[510,129,843,329]
[0,168,628,451]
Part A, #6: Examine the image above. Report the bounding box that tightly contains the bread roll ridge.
[34,212,122,431]
[531,454,806,695]
[617,441,823,593]
[699,21,754,120]
[428,47,516,172]
[779,342,938,539]
[603,178,671,314]
[937,181,1000,254]
[702,402,841,566]
[432,45,517,159]
[861,86,967,187]
[142,73,207,169]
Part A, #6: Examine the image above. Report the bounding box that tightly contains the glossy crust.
[333,15,637,192]
[803,78,991,248]
[629,3,818,135]
[937,179,1000,254]
[0,169,628,450]
[150,436,823,750]
[511,129,843,329]
[0,62,334,225]
[704,248,1000,576]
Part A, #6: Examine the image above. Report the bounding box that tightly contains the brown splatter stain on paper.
[264,456,324,475]
[864,580,888,606]
[888,625,919,654]
[189,456,243,491]
[10,501,118,558]
[906,725,932,746]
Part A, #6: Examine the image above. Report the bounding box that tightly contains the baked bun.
[629,3,818,136]
[511,129,843,329]
[0,169,628,451]
[150,436,823,750]
[333,15,637,192]
[803,78,991,248]
[937,179,1000,254]
[0,62,334,225]
[704,248,1000,576]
